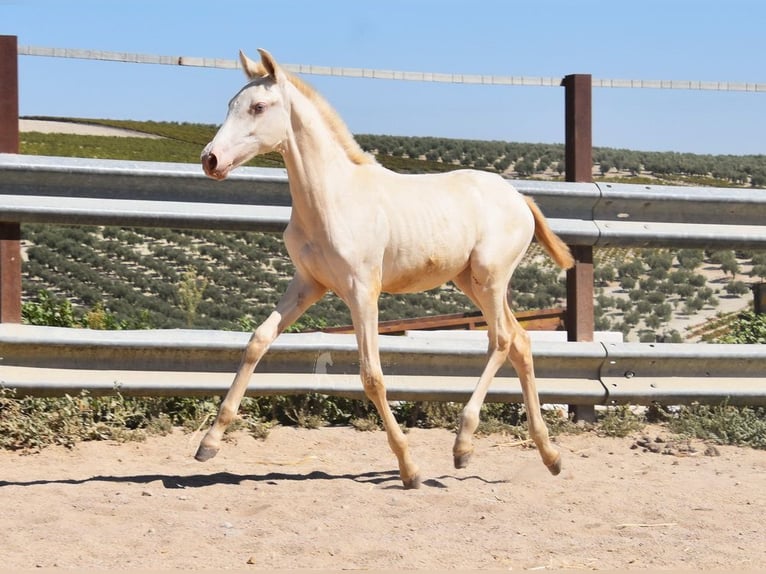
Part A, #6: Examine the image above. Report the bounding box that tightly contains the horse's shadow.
[0,469,506,490]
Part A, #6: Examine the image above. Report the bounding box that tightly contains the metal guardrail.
[1,154,765,407]
[509,178,766,249]
[601,341,766,405]
[0,325,764,406]
[2,154,766,248]
[0,154,292,231]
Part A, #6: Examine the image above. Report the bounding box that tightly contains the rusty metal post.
[562,74,594,341]
[0,36,19,154]
[753,283,766,315]
[562,74,595,421]
[563,74,593,186]
[0,35,22,323]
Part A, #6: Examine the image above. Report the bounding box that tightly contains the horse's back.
[358,166,534,293]
[390,167,533,237]
[363,165,528,214]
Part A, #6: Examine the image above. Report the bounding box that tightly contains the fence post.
[753,283,766,315]
[562,73,595,421]
[0,35,22,323]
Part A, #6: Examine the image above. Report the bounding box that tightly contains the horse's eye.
[250,102,266,115]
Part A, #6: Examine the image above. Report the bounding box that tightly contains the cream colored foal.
[197,49,574,489]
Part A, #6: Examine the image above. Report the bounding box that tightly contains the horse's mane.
[249,61,376,166]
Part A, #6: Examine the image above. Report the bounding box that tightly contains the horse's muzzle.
[201,151,221,179]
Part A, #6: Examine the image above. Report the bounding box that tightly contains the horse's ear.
[256,48,285,83]
[239,50,265,80]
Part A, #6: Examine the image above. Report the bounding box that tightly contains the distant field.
[21,115,766,184]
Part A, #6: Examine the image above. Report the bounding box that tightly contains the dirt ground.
[1,424,764,571]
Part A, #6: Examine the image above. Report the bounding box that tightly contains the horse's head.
[201,49,290,180]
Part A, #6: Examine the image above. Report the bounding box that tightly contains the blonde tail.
[524,196,575,270]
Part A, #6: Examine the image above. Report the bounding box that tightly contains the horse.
[197,49,574,489]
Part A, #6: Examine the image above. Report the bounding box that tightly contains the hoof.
[546,454,562,476]
[453,448,474,469]
[194,444,220,462]
[402,473,422,490]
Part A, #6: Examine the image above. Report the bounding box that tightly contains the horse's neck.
[281,85,354,227]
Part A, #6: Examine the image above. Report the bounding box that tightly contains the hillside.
[17,118,766,340]
[22,116,766,184]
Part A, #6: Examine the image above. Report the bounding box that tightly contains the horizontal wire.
[18,45,766,92]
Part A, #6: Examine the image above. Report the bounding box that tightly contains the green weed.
[667,402,766,449]
[597,405,646,438]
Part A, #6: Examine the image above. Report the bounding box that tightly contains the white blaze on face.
[201,79,289,180]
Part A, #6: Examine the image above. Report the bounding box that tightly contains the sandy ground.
[19,119,162,138]
[1,424,764,571]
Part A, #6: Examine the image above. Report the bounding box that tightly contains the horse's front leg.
[347,290,421,489]
[195,273,326,462]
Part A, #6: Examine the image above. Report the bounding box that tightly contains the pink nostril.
[203,152,218,173]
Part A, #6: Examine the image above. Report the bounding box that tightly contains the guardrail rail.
[1,324,764,405]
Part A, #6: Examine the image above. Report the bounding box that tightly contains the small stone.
[704,445,721,457]
[246,555,257,565]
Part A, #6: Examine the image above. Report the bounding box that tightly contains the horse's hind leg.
[453,342,508,469]
[451,268,509,468]
[504,300,561,474]
[195,273,326,462]
[452,268,561,475]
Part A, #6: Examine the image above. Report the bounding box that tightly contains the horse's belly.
[381,211,476,294]
[382,252,467,294]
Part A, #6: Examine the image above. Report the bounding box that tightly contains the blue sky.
[3,0,765,155]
